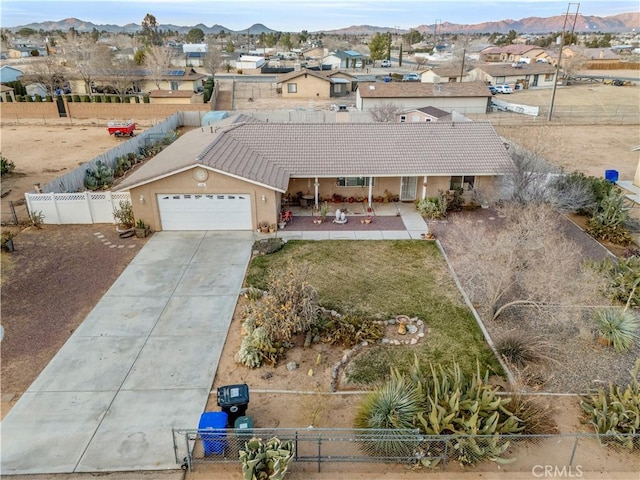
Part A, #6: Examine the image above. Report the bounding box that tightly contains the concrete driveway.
[1,231,254,474]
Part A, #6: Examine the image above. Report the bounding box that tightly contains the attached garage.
[157,193,252,230]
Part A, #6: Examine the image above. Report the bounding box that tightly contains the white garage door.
[157,193,253,230]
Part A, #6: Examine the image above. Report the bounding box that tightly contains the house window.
[545,73,553,81]
[495,76,506,84]
[399,115,407,123]
[170,81,179,90]
[332,84,342,94]
[450,175,475,190]
[287,83,297,93]
[337,177,374,187]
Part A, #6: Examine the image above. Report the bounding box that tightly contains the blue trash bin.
[605,170,619,182]
[198,411,228,455]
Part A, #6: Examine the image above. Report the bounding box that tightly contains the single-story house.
[25,82,47,98]
[421,67,469,83]
[140,68,207,93]
[7,45,48,58]
[0,65,24,83]
[480,45,545,64]
[396,106,452,123]
[276,69,350,99]
[148,90,197,104]
[323,50,364,69]
[468,63,557,89]
[324,70,357,92]
[173,51,206,68]
[115,115,514,232]
[355,81,493,113]
[562,46,621,64]
[0,84,16,102]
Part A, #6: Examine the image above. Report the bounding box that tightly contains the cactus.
[84,160,114,190]
[580,359,640,450]
[239,436,294,480]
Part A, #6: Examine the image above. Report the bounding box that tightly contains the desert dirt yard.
[0,82,639,478]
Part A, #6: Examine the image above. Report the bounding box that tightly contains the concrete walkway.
[1,231,254,474]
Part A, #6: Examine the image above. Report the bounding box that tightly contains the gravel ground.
[0,224,148,417]
[433,208,639,393]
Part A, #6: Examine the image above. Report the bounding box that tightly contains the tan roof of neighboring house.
[474,63,556,76]
[0,85,14,92]
[481,45,543,55]
[357,81,492,98]
[428,68,469,78]
[276,68,333,84]
[116,118,513,192]
[399,106,451,118]
[148,90,194,98]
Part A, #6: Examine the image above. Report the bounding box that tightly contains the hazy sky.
[1,0,637,31]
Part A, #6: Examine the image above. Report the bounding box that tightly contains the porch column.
[314,177,319,208]
[368,177,373,206]
[422,175,428,199]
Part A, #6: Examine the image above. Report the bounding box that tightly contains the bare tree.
[24,56,66,95]
[503,140,596,213]
[369,102,401,122]
[143,45,175,89]
[62,37,112,96]
[202,38,222,78]
[106,57,139,101]
[441,203,605,323]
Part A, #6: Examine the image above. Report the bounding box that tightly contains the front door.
[532,74,539,87]
[400,177,418,201]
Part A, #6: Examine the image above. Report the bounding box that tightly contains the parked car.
[488,85,497,95]
[380,59,392,67]
[403,72,421,82]
[355,60,363,68]
[494,84,513,94]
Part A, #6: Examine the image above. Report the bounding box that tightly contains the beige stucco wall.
[128,168,279,231]
[281,75,330,99]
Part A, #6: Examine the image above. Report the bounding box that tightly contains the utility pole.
[548,2,580,121]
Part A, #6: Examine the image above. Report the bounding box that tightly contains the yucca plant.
[354,370,424,457]
[594,308,639,352]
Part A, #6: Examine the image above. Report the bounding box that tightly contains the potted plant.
[135,219,150,238]
[320,201,329,223]
[269,224,276,233]
[1,231,15,252]
[258,220,270,233]
[360,215,372,224]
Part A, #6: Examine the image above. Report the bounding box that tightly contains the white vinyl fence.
[25,191,131,225]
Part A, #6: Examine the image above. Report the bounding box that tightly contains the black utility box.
[217,384,250,427]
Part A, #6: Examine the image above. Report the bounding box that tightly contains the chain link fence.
[172,428,639,473]
[1,199,30,225]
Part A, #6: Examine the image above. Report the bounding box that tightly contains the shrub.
[587,190,632,246]
[593,308,639,352]
[355,360,526,466]
[594,256,640,308]
[580,359,640,449]
[84,160,114,190]
[317,314,383,347]
[29,210,45,228]
[143,95,150,103]
[496,332,557,368]
[415,194,447,220]
[112,200,135,229]
[1,155,15,176]
[34,95,42,102]
[505,392,558,435]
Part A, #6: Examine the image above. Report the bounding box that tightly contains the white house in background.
[323,50,364,69]
[236,55,266,70]
[182,43,208,53]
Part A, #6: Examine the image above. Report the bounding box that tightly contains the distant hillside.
[8,18,278,35]
[7,12,639,35]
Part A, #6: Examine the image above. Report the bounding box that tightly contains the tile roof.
[357,81,492,98]
[117,119,514,192]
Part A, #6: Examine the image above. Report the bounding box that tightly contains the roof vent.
[369,85,375,90]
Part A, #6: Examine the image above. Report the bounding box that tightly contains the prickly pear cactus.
[239,436,294,480]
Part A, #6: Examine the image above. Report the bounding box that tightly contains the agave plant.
[594,308,640,353]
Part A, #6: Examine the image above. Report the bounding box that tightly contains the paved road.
[1,232,254,474]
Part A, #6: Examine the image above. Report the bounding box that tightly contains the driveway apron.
[0,231,254,474]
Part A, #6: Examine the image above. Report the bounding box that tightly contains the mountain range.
[8,12,640,35]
